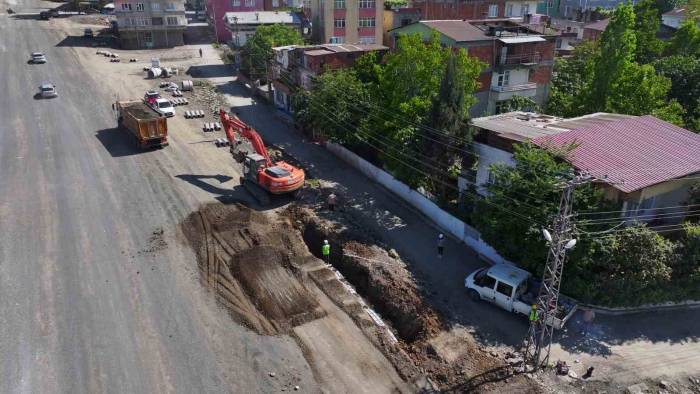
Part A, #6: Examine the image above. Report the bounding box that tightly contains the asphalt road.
[0,4,316,393]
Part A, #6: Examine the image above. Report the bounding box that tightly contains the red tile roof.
[533,116,700,193]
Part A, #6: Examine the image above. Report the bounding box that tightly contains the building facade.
[115,0,187,48]
[223,11,306,47]
[410,0,539,21]
[205,0,264,43]
[271,43,388,112]
[307,0,384,44]
[389,19,556,116]
[582,18,608,41]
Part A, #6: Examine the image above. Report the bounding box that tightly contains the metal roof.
[488,264,530,287]
[470,112,568,142]
[419,20,492,42]
[498,36,546,44]
[533,116,700,193]
[663,8,686,17]
[584,18,609,31]
[550,112,635,130]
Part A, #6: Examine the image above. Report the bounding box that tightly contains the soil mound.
[180,203,325,335]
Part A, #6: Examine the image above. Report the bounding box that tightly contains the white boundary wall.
[326,142,515,266]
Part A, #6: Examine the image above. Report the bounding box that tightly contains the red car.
[144,90,160,106]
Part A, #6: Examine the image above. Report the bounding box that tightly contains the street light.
[542,228,552,243]
[542,228,577,249]
[564,238,577,250]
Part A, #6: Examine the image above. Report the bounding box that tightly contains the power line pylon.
[523,172,590,371]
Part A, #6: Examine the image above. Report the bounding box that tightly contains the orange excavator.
[219,108,305,205]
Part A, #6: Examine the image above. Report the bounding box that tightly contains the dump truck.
[113,100,168,149]
[465,264,578,329]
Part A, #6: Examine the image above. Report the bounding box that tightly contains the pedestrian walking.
[327,193,336,211]
[437,233,445,258]
[582,366,595,379]
[199,48,203,58]
[322,239,330,264]
[529,304,538,323]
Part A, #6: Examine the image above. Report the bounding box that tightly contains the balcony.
[490,82,537,101]
[497,52,541,68]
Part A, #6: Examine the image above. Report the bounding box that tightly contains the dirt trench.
[180,203,325,335]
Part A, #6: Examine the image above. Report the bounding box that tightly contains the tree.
[668,18,700,56]
[293,70,372,146]
[241,24,303,80]
[499,95,541,113]
[587,3,637,111]
[633,0,665,64]
[655,55,700,131]
[546,41,597,117]
[420,51,481,203]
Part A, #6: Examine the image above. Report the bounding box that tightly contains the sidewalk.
[207,52,700,385]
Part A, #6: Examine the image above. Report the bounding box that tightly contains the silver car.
[39,83,58,98]
[31,52,47,64]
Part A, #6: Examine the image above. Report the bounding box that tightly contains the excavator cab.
[243,153,266,182]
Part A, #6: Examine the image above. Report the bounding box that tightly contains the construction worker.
[437,233,445,259]
[199,48,203,58]
[529,304,538,323]
[327,193,337,211]
[322,240,330,263]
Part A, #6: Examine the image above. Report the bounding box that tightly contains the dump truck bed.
[116,100,168,148]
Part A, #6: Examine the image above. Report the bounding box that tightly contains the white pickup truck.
[465,264,578,329]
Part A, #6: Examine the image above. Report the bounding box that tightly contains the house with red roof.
[468,112,700,224]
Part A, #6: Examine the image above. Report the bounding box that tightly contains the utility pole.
[523,172,590,371]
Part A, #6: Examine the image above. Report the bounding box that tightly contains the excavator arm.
[219,109,272,167]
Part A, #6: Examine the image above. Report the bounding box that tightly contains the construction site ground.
[2,5,698,392]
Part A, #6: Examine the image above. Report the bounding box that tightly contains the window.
[625,201,639,218]
[165,2,176,9]
[329,36,345,43]
[272,0,279,6]
[555,38,562,48]
[121,3,132,10]
[334,0,344,8]
[487,170,497,184]
[232,0,240,5]
[564,5,570,16]
[136,3,145,11]
[488,4,498,17]
[359,36,375,44]
[144,31,153,43]
[167,16,179,25]
[497,70,510,87]
[476,273,497,289]
[245,0,254,6]
[520,4,529,15]
[496,282,514,297]
[151,2,160,10]
[334,18,345,28]
[359,0,374,8]
[152,17,163,25]
[639,196,656,212]
[358,17,375,27]
[505,4,513,16]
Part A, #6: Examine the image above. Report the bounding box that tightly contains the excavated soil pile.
[287,206,442,343]
[180,203,325,335]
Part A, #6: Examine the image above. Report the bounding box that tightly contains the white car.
[31,52,47,64]
[153,98,175,117]
[39,83,58,98]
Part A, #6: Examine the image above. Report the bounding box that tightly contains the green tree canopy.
[668,18,700,56]
[633,0,665,63]
[546,41,597,117]
[654,55,700,130]
[241,24,303,80]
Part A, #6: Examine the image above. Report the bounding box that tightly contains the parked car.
[39,83,58,98]
[84,28,94,38]
[152,98,175,117]
[30,52,47,64]
[39,11,50,19]
[144,90,161,105]
[464,264,578,329]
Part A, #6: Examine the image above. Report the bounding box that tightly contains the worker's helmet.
[439,233,444,239]
[323,240,329,245]
[532,304,538,309]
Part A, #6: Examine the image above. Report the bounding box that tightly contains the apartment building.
[115,0,187,48]
[307,0,384,44]
[271,43,388,112]
[389,19,556,116]
[410,0,538,21]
